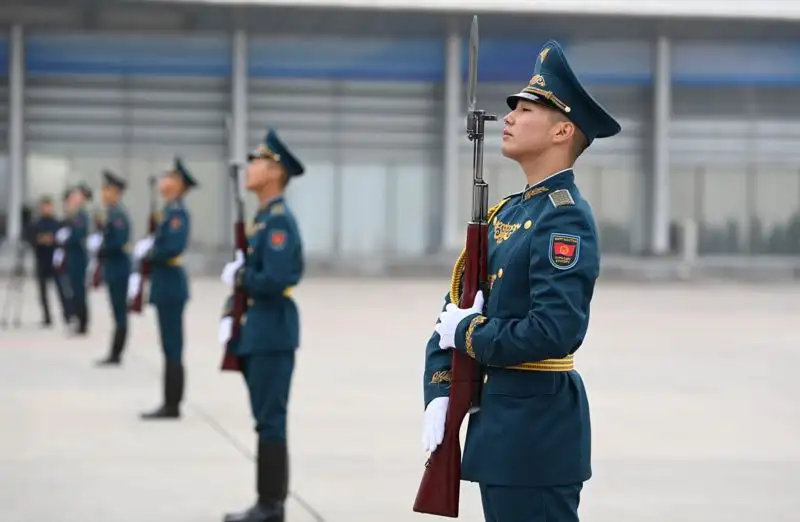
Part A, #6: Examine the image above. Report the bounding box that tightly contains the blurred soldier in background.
[423,41,621,522]
[92,171,132,367]
[27,196,69,327]
[131,158,197,420]
[219,129,305,522]
[55,183,92,336]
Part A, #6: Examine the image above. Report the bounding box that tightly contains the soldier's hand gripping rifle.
[220,162,246,372]
[128,175,157,313]
[90,211,105,288]
[413,15,495,518]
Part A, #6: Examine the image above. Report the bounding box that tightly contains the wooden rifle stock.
[90,214,104,288]
[221,162,246,372]
[413,223,488,518]
[129,176,157,313]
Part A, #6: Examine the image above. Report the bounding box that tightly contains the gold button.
[240,314,247,326]
[497,268,504,278]
[247,298,253,306]
[247,247,254,254]
[483,374,488,384]
[524,220,532,230]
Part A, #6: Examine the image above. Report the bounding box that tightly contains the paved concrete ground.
[0,276,798,522]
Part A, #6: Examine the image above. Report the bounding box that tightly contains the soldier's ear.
[552,120,575,146]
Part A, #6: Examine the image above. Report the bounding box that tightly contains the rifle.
[413,15,495,518]
[128,175,157,313]
[220,162,245,372]
[90,210,105,288]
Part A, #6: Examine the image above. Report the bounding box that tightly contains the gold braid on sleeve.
[465,315,488,358]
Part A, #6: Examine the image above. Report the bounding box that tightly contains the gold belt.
[167,256,182,266]
[246,287,294,306]
[504,354,574,372]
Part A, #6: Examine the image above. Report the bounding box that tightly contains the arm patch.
[549,233,580,270]
[269,229,287,250]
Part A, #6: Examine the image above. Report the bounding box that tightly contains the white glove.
[133,236,154,260]
[218,316,234,346]
[220,250,245,287]
[87,233,103,253]
[422,397,449,453]
[52,248,64,268]
[55,227,71,244]
[435,290,485,350]
[127,272,142,301]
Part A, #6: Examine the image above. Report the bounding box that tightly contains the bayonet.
[465,15,496,223]
[466,15,478,115]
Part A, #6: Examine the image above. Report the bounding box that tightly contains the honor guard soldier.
[132,158,197,420]
[218,129,305,522]
[91,170,132,366]
[55,183,93,335]
[423,41,621,522]
[27,196,69,327]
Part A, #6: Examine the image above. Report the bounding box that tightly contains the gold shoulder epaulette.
[548,189,575,208]
[270,203,285,215]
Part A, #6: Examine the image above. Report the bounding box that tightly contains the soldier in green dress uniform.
[91,170,132,366]
[218,128,305,522]
[423,40,622,522]
[132,158,197,420]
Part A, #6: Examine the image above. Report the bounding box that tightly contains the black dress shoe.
[223,502,284,522]
[139,405,180,420]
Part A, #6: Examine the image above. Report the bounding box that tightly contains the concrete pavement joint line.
[130,354,327,522]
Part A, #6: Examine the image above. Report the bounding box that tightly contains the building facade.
[2,1,799,267]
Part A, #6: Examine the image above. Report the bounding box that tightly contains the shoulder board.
[548,189,575,208]
[270,203,285,216]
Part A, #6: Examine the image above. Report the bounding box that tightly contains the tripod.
[1,243,27,329]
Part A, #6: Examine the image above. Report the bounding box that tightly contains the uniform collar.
[259,194,284,213]
[520,168,574,201]
[167,198,183,209]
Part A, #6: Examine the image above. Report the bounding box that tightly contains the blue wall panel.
[673,42,800,85]
[0,35,8,77]
[26,32,231,77]
[467,39,653,85]
[248,37,444,81]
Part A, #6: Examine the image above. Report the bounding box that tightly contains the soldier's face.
[101,185,118,205]
[501,100,565,161]
[40,202,54,216]
[67,191,85,210]
[159,173,182,199]
[245,158,282,191]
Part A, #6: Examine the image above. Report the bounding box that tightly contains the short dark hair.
[550,110,588,160]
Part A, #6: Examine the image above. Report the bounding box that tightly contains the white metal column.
[7,24,24,245]
[232,28,248,169]
[651,35,671,255]
[222,27,248,248]
[443,30,462,253]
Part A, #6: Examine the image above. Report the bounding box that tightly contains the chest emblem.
[492,217,521,245]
